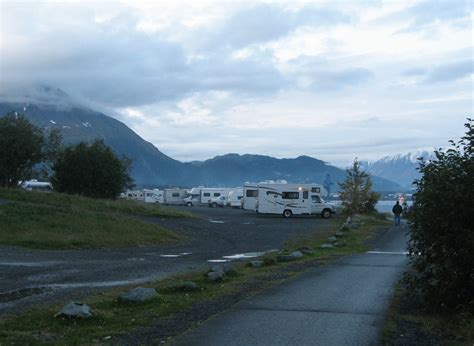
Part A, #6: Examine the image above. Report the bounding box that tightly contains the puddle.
[180,252,192,256]
[223,252,266,260]
[207,259,229,263]
[160,254,181,258]
[209,220,225,224]
[0,261,62,267]
[242,222,254,225]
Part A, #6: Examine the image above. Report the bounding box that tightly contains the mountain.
[0,86,403,191]
[190,154,403,192]
[360,151,434,188]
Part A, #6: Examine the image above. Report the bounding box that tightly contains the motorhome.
[227,188,243,208]
[143,189,164,204]
[164,188,187,205]
[20,180,52,192]
[184,187,230,206]
[124,190,144,201]
[242,183,259,210]
[256,183,334,218]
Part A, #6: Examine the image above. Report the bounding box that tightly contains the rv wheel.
[283,210,292,218]
[212,202,218,208]
[186,202,193,207]
[321,209,332,219]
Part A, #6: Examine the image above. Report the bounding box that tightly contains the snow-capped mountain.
[361,151,435,188]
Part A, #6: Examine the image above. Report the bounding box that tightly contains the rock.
[340,222,359,231]
[208,270,225,282]
[171,281,200,291]
[250,260,264,267]
[290,251,303,258]
[56,301,92,319]
[334,241,347,247]
[327,236,337,242]
[335,231,344,237]
[120,287,157,303]
[211,262,235,274]
[301,249,314,255]
[320,243,334,249]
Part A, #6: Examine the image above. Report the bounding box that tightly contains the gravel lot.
[0,205,336,315]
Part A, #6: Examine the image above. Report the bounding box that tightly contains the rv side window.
[203,193,211,197]
[172,193,179,197]
[282,192,299,199]
[303,191,309,199]
[312,195,321,203]
[246,189,258,197]
[238,196,243,200]
[214,193,220,197]
[146,193,152,197]
[311,187,321,193]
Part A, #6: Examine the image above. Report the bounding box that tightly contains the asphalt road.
[172,222,409,346]
[0,206,334,315]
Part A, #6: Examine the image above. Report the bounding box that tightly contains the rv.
[164,188,187,205]
[184,187,230,206]
[20,180,52,192]
[208,195,227,208]
[124,190,144,201]
[242,183,259,210]
[227,188,243,208]
[256,183,334,218]
[143,189,164,204]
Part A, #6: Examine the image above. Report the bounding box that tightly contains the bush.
[405,119,474,313]
[52,140,133,199]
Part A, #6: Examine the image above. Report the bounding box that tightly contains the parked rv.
[227,188,243,208]
[184,187,229,206]
[256,183,334,218]
[143,189,164,204]
[164,188,187,205]
[123,190,144,201]
[20,180,52,192]
[242,183,259,211]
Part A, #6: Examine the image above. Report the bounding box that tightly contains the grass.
[0,188,193,249]
[383,282,474,345]
[0,213,391,344]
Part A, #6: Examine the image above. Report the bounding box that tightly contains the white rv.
[184,187,229,206]
[124,189,144,201]
[256,183,335,218]
[20,180,52,192]
[143,189,164,204]
[164,188,187,205]
[227,188,243,208]
[243,183,259,210]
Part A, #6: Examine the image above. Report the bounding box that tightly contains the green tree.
[405,119,474,312]
[0,113,62,187]
[338,158,379,215]
[52,139,133,199]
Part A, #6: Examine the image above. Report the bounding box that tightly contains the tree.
[405,119,474,313]
[338,158,379,215]
[0,113,62,187]
[52,139,133,199]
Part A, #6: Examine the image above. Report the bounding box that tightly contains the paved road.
[173,223,409,346]
[0,206,334,315]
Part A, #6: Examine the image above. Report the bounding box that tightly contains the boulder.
[208,270,225,282]
[120,287,157,303]
[290,251,304,258]
[327,236,337,242]
[300,249,314,255]
[320,243,334,249]
[211,262,235,274]
[250,260,264,268]
[56,301,92,319]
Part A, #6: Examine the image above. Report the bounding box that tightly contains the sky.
[0,0,472,166]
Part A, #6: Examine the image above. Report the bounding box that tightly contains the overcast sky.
[1,0,472,165]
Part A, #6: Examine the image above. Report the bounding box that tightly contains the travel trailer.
[164,188,187,205]
[20,180,52,192]
[256,183,334,218]
[143,189,164,204]
[227,188,243,208]
[184,187,230,206]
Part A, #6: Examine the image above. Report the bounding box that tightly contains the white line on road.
[366,251,408,255]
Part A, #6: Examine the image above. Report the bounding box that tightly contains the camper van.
[184,187,230,206]
[20,180,52,192]
[143,189,164,204]
[256,183,334,218]
[242,183,259,210]
[164,188,187,205]
[227,188,243,208]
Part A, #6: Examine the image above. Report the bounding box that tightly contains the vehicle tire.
[186,202,193,207]
[212,202,218,208]
[283,210,292,218]
[321,209,332,219]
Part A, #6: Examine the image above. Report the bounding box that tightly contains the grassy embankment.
[0,213,391,344]
[0,188,193,249]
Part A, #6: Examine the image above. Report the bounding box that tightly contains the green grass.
[0,188,193,249]
[0,213,391,344]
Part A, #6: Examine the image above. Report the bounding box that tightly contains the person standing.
[392,201,403,226]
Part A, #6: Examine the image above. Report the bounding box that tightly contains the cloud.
[424,59,473,83]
